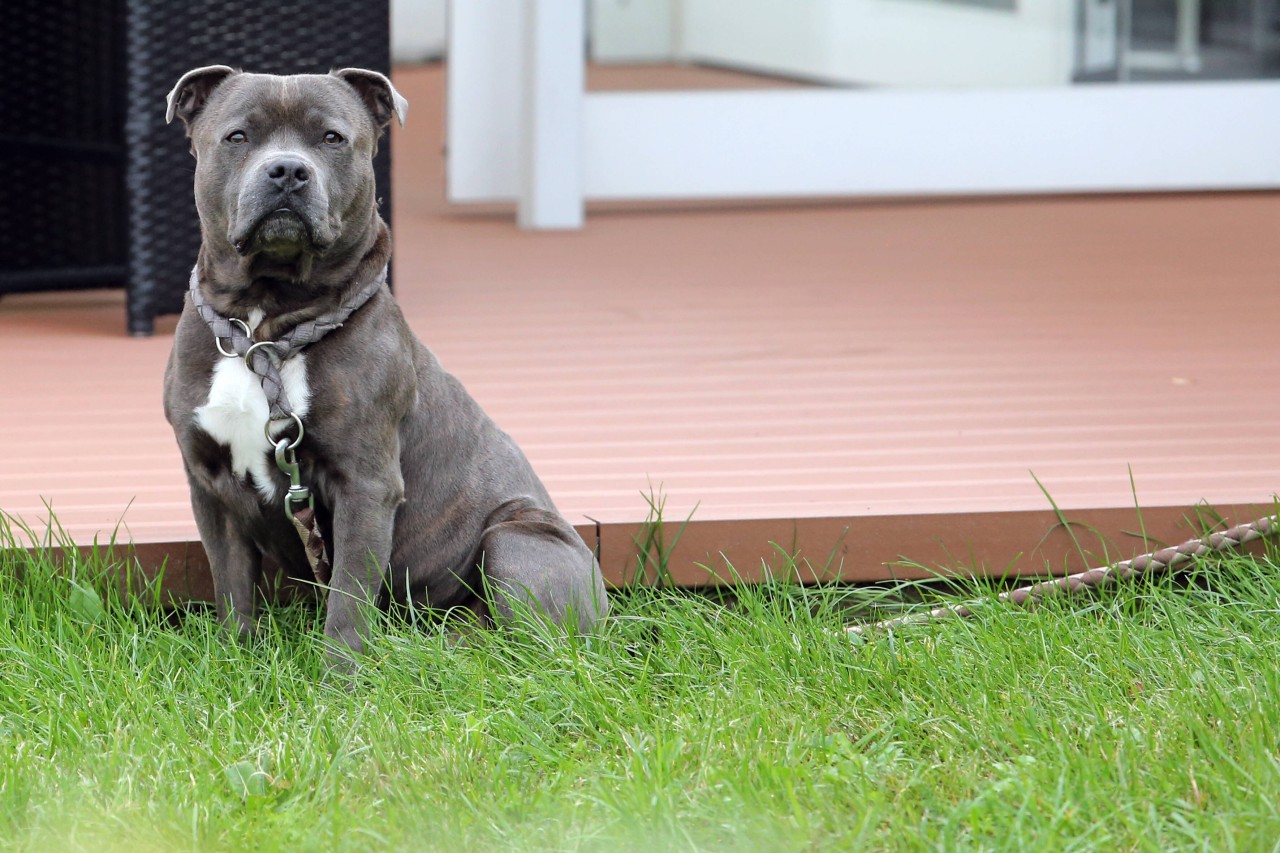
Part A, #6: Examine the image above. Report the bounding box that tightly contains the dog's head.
[167,67,407,274]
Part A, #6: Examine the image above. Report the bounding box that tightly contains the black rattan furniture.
[1,1,128,299]
[2,0,392,336]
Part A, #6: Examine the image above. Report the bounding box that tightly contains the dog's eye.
[225,130,247,144]
[323,131,345,145]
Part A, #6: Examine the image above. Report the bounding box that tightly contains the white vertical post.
[518,0,585,229]
[1174,0,1201,73]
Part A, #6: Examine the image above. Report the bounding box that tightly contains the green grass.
[2,521,1280,850]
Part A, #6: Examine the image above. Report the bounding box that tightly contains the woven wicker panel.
[124,1,392,334]
[0,0,127,292]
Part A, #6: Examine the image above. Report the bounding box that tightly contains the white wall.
[392,0,448,63]
[590,0,676,62]
[678,0,1077,88]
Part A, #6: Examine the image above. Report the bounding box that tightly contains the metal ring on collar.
[243,339,282,367]
[214,318,252,358]
[264,412,305,450]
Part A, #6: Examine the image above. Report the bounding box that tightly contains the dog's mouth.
[233,209,322,259]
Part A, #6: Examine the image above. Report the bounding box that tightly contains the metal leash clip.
[269,412,312,522]
[274,437,315,522]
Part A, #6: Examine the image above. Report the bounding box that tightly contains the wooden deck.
[2,64,1278,596]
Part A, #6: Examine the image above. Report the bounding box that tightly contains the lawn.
[1,518,1279,851]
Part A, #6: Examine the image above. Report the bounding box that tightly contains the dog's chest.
[194,312,311,502]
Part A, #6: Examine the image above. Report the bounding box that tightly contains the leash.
[188,266,388,584]
[847,514,1278,636]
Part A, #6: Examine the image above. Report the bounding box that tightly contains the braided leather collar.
[188,266,387,420]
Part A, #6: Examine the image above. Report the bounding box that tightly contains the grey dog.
[162,66,608,666]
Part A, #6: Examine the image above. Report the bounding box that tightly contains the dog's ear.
[332,68,408,131]
[166,65,238,131]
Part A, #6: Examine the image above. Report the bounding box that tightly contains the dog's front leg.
[322,476,402,671]
[189,485,261,640]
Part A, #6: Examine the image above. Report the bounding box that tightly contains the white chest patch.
[194,320,311,502]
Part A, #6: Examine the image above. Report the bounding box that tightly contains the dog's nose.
[265,157,310,193]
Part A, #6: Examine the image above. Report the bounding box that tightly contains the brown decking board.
[1,64,1278,594]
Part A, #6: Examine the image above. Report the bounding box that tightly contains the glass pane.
[587,0,1280,91]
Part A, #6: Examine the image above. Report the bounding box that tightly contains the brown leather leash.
[288,506,332,585]
[848,514,1277,636]
[190,266,389,585]
[270,430,332,585]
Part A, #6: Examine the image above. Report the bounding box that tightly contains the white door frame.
[447,0,1280,229]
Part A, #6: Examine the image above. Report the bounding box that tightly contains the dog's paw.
[217,613,258,645]
[320,642,363,689]
[322,659,360,692]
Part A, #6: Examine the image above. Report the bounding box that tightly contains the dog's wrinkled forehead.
[200,75,368,139]
[166,66,407,148]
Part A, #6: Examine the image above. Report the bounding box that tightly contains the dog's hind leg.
[477,499,609,633]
